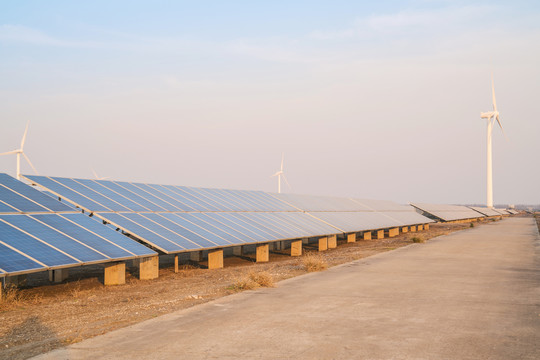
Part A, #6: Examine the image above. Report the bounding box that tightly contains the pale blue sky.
[1,1,539,205]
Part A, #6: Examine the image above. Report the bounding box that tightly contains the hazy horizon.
[1,1,539,205]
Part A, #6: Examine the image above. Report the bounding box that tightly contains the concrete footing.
[363,231,372,240]
[376,230,384,239]
[418,224,424,231]
[424,224,430,230]
[137,256,159,280]
[318,237,328,251]
[401,226,409,233]
[410,225,417,232]
[256,244,269,263]
[347,233,356,243]
[290,240,302,257]
[208,249,224,269]
[328,235,337,249]
[389,228,399,237]
[104,262,126,286]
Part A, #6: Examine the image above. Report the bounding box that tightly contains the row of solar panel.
[410,203,512,222]
[24,175,298,213]
[97,211,340,253]
[0,213,156,276]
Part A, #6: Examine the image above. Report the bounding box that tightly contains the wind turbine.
[0,121,38,180]
[92,169,109,180]
[480,72,506,209]
[271,153,291,193]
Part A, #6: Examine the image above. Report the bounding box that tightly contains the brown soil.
[1,221,477,360]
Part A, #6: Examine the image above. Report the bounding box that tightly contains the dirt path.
[0,222,475,359]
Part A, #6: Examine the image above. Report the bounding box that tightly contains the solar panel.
[469,206,501,217]
[410,203,484,222]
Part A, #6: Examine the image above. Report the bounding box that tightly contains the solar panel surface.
[410,203,485,221]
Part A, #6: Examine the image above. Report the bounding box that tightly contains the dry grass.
[302,252,328,272]
[228,271,275,292]
[411,236,425,243]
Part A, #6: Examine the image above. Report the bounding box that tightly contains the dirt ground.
[0,221,487,360]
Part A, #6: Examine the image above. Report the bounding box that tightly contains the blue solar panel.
[141,213,215,248]
[59,213,155,256]
[192,213,255,243]
[0,173,73,212]
[0,185,50,213]
[30,214,133,259]
[175,213,242,244]
[150,184,201,211]
[176,187,222,211]
[0,219,80,267]
[98,181,165,211]
[214,213,274,241]
[76,179,150,212]
[230,213,286,238]
[133,183,194,211]
[162,213,233,247]
[197,188,240,211]
[51,177,126,212]
[0,242,44,273]
[0,199,19,213]
[119,182,179,211]
[0,215,107,262]
[102,213,184,252]
[24,175,110,212]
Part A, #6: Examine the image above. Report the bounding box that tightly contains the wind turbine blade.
[282,173,292,190]
[496,114,508,141]
[92,168,99,179]
[0,150,19,156]
[20,121,30,149]
[22,152,38,174]
[491,72,497,112]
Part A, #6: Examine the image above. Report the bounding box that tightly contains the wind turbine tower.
[271,153,291,193]
[480,73,506,208]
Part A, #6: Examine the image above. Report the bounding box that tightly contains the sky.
[1,0,539,205]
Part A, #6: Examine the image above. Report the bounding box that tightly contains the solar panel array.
[0,174,156,277]
[468,206,501,217]
[24,175,434,255]
[410,203,485,222]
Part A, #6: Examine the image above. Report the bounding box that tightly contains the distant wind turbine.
[271,153,291,193]
[0,121,38,180]
[480,72,506,209]
[92,169,109,180]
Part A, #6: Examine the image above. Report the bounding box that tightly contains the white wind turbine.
[0,121,38,180]
[271,153,291,193]
[480,72,506,209]
[92,169,109,180]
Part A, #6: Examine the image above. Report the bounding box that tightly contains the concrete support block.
[49,269,68,283]
[190,251,202,262]
[418,224,424,231]
[139,256,159,280]
[232,246,243,257]
[290,240,302,257]
[256,244,269,263]
[318,237,328,252]
[401,226,409,233]
[174,255,179,273]
[410,225,417,232]
[208,249,224,269]
[347,233,356,243]
[104,262,126,286]
[424,223,430,230]
[328,235,337,249]
[363,231,372,240]
[389,228,399,237]
[376,230,384,239]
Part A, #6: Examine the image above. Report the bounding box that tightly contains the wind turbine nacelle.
[480,111,494,119]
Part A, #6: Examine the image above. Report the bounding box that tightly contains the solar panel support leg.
[424,224,429,230]
[347,233,356,243]
[138,256,159,280]
[233,246,243,257]
[190,251,202,262]
[208,249,224,269]
[363,232,372,240]
[256,244,269,262]
[376,230,384,239]
[418,225,424,231]
[402,226,409,233]
[174,255,179,273]
[410,226,417,232]
[104,262,126,286]
[328,235,337,249]
[290,240,302,257]
[318,237,328,251]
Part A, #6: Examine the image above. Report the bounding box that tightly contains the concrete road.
[35,217,540,360]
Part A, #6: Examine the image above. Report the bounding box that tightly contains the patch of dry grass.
[302,253,328,272]
[411,236,424,243]
[228,271,275,292]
